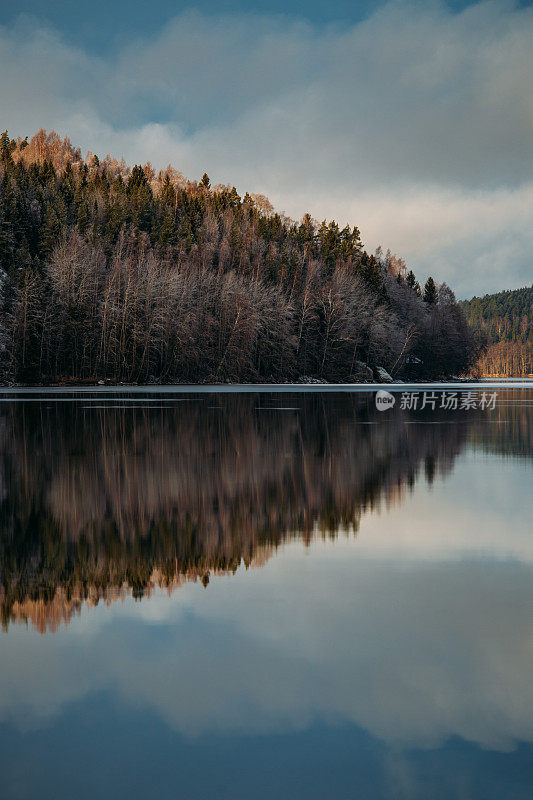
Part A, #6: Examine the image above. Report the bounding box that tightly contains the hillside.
[0,129,480,383]
[462,287,533,376]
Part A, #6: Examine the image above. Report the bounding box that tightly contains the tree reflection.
[0,390,529,632]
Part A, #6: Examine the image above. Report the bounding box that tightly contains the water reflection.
[0,391,481,631]
[0,389,532,800]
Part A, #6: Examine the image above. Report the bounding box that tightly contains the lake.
[0,384,532,799]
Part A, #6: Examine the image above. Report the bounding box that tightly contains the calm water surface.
[0,386,532,799]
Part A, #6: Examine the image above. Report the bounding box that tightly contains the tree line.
[0,129,481,383]
[461,286,533,376]
[472,342,533,377]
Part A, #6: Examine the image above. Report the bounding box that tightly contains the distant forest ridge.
[461,286,533,377]
[0,129,481,383]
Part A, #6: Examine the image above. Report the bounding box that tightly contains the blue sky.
[1,0,532,296]
[2,1,501,50]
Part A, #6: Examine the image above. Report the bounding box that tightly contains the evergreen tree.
[40,204,62,257]
[423,276,438,305]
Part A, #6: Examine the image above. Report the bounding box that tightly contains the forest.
[461,287,533,376]
[0,129,481,383]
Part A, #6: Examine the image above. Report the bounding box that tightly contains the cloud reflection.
[0,392,531,756]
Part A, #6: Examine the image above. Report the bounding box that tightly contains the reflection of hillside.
[1,394,468,631]
[468,389,533,459]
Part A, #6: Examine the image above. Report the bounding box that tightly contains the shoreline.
[0,379,531,394]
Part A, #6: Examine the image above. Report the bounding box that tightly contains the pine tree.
[40,204,62,257]
[228,186,241,208]
[406,270,417,290]
[160,174,176,206]
[77,201,91,234]
[0,189,15,271]
[157,209,177,255]
[423,276,438,305]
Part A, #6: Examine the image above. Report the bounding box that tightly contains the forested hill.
[461,286,533,345]
[461,287,533,377]
[0,129,479,384]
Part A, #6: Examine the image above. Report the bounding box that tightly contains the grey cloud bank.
[1,0,532,295]
[1,452,533,749]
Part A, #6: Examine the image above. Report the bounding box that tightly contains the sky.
[1,0,532,297]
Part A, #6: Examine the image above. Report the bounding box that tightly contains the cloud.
[3,548,533,749]
[1,1,532,295]
[1,452,533,749]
